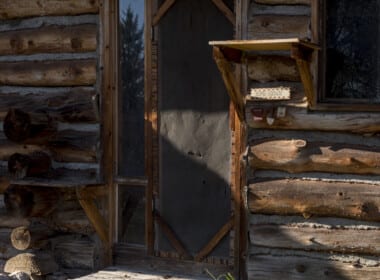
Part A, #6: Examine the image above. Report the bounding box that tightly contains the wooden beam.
[292,45,315,107]
[248,179,380,221]
[212,47,245,122]
[249,138,380,175]
[77,187,109,245]
[154,211,191,260]
[152,0,177,26]
[0,0,99,20]
[251,224,380,255]
[0,25,97,55]
[210,0,235,25]
[0,60,96,87]
[194,216,234,262]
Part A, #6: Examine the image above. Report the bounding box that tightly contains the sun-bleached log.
[254,0,311,5]
[0,25,97,55]
[248,55,300,82]
[248,179,380,221]
[0,0,99,20]
[248,254,380,280]
[246,104,380,134]
[0,60,96,87]
[249,15,310,39]
[250,224,380,255]
[249,139,380,175]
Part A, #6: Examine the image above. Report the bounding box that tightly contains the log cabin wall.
[0,0,105,277]
[246,1,380,279]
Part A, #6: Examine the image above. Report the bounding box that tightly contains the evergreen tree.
[119,5,145,177]
[120,5,144,110]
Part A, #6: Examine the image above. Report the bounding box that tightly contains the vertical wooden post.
[145,0,155,256]
[100,0,117,265]
[234,0,248,279]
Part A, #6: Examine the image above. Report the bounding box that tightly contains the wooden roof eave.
[209,38,321,122]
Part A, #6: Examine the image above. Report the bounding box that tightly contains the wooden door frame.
[103,0,248,274]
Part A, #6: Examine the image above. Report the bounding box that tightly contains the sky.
[119,0,144,28]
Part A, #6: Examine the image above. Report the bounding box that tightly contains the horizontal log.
[251,224,380,255]
[8,152,52,179]
[248,254,380,280]
[0,59,96,86]
[246,103,380,133]
[0,229,20,259]
[0,214,29,228]
[54,240,100,270]
[0,88,97,122]
[248,179,380,221]
[4,185,61,217]
[254,0,311,5]
[48,210,95,235]
[0,131,97,164]
[0,0,99,20]
[11,225,54,250]
[250,3,311,16]
[0,25,97,55]
[249,139,380,175]
[248,56,300,82]
[249,15,310,39]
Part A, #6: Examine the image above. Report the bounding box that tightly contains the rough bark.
[248,179,380,221]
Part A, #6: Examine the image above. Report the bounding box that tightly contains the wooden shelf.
[209,38,319,52]
[209,38,320,121]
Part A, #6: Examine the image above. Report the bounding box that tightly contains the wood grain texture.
[248,55,300,82]
[248,254,380,280]
[249,15,310,39]
[246,102,380,133]
[249,139,380,175]
[250,224,380,255]
[0,0,99,20]
[0,25,97,55]
[0,60,96,87]
[254,0,311,5]
[0,88,98,123]
[248,179,380,221]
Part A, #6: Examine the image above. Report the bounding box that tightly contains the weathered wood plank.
[248,254,380,280]
[249,15,310,39]
[0,0,99,20]
[0,25,97,55]
[254,0,311,5]
[248,179,380,221]
[249,139,380,175]
[246,103,380,133]
[0,60,96,86]
[248,55,300,82]
[48,210,95,235]
[251,224,380,255]
[250,3,311,16]
[0,88,98,122]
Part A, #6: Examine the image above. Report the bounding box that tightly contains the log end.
[4,109,32,143]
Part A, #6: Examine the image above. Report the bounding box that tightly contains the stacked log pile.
[246,0,380,279]
[0,0,105,277]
